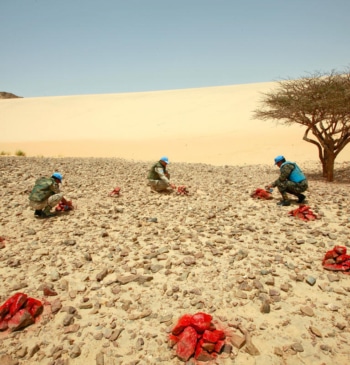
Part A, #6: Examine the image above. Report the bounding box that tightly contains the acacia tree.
[253,69,350,181]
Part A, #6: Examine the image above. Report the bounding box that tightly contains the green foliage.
[253,68,350,181]
[0,151,10,156]
[15,149,26,157]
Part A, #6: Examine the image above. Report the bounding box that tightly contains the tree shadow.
[306,164,350,184]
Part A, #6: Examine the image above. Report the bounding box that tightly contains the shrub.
[0,151,10,156]
[15,150,26,157]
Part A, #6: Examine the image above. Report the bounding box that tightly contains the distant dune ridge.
[0,82,349,165]
[0,91,22,99]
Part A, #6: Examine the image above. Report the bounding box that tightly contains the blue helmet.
[274,155,285,165]
[52,172,63,181]
[160,156,169,164]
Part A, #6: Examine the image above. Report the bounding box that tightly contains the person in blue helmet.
[29,172,68,218]
[147,156,176,192]
[266,156,308,206]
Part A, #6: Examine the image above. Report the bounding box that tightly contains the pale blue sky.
[1,0,349,97]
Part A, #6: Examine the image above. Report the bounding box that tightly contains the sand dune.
[2,82,347,165]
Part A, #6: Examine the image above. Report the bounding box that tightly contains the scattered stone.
[310,326,322,337]
[0,355,19,365]
[320,344,332,352]
[335,322,346,330]
[16,347,28,358]
[70,345,81,358]
[96,352,104,365]
[63,239,76,246]
[96,268,108,282]
[1,157,348,365]
[306,276,316,286]
[28,344,40,358]
[260,300,270,313]
[291,342,304,352]
[274,347,283,356]
[300,306,314,317]
[327,274,339,282]
[136,337,144,350]
[230,334,246,349]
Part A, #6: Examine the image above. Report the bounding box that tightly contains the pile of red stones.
[109,187,121,196]
[288,204,317,221]
[250,188,273,200]
[322,245,350,274]
[0,292,43,332]
[176,186,189,196]
[169,312,228,362]
[55,200,74,212]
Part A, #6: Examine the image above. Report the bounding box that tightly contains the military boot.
[277,200,291,206]
[277,193,291,206]
[34,209,43,218]
[41,206,56,218]
[297,194,306,204]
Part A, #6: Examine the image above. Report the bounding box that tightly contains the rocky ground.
[0,156,349,365]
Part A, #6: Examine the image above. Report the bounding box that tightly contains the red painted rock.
[214,340,226,353]
[251,188,272,200]
[0,319,9,331]
[336,254,350,263]
[176,326,198,361]
[0,302,11,320]
[176,186,189,195]
[7,309,34,332]
[172,313,193,336]
[0,293,43,333]
[26,297,44,317]
[55,200,74,211]
[168,334,179,347]
[202,329,225,343]
[334,246,347,255]
[109,187,121,196]
[0,293,27,319]
[9,293,28,316]
[191,312,212,333]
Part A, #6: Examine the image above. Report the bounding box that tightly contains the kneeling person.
[266,156,308,206]
[147,156,175,192]
[29,172,68,218]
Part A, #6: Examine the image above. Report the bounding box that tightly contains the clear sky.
[1,0,349,97]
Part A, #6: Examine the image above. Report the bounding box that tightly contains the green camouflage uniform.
[147,161,171,192]
[271,163,308,201]
[29,177,63,210]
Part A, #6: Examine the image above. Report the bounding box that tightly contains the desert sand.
[2,82,350,165]
[0,83,349,365]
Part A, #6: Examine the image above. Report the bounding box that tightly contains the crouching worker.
[266,155,308,206]
[147,156,176,192]
[29,172,68,218]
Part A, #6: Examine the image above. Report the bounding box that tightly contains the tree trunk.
[322,150,335,182]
